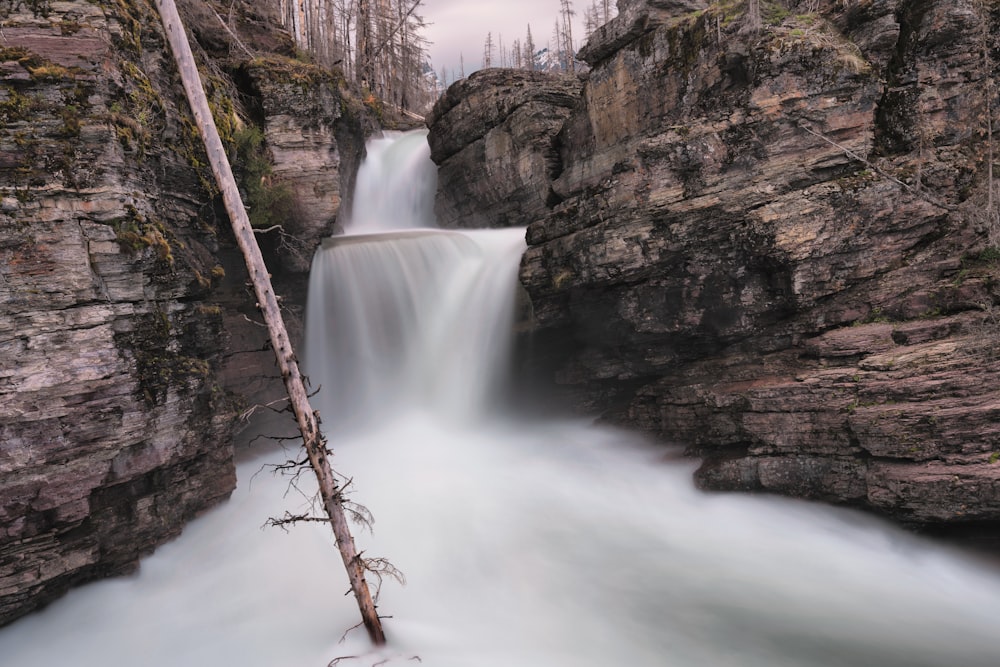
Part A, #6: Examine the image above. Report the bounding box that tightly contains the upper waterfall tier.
[347,130,438,234]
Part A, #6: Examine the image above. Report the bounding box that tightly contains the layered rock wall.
[434,0,1000,527]
[0,0,369,625]
[0,0,240,624]
[427,69,582,229]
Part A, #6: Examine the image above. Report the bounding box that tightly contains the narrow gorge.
[3,0,1000,651]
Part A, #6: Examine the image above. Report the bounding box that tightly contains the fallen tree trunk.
[153,0,386,646]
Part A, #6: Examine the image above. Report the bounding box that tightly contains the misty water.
[3,130,1000,666]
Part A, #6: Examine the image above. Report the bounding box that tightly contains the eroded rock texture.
[0,0,240,624]
[427,69,582,229]
[0,0,369,625]
[215,58,373,410]
[513,0,1000,526]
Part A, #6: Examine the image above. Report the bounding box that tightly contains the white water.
[3,132,1000,667]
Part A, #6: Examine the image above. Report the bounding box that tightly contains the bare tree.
[584,2,599,39]
[356,0,374,85]
[551,19,562,70]
[745,0,763,33]
[483,31,494,68]
[154,0,386,646]
[560,0,576,73]
[270,0,434,112]
[524,24,536,71]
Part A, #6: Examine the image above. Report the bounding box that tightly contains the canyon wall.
[0,0,368,625]
[431,0,1000,528]
[427,69,582,229]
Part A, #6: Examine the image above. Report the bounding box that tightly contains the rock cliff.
[427,69,582,229]
[0,0,369,625]
[433,0,1000,529]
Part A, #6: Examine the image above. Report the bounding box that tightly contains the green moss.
[231,125,295,229]
[990,452,1000,465]
[88,0,143,53]
[27,63,77,81]
[0,87,36,123]
[120,308,211,406]
[207,83,240,148]
[0,46,80,81]
[195,304,222,317]
[700,0,741,27]
[979,246,1000,263]
[113,205,174,266]
[58,19,82,35]
[172,114,218,197]
[249,54,337,88]
[763,2,791,26]
[0,46,33,63]
[855,307,892,325]
[59,105,81,138]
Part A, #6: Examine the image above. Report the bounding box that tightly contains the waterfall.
[305,228,525,428]
[3,131,1000,667]
[348,130,438,233]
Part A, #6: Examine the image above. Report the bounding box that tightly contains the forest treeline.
[274,0,618,113]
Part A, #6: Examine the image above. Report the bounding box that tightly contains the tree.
[356,0,374,85]
[154,0,386,646]
[552,19,562,70]
[745,0,762,33]
[584,3,599,39]
[560,0,576,73]
[483,31,494,68]
[270,0,434,113]
[524,24,536,71]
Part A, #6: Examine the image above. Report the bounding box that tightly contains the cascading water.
[3,131,1000,667]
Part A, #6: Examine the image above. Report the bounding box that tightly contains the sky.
[421,0,593,80]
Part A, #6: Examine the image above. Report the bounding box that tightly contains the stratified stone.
[0,0,235,626]
[437,0,1000,528]
[427,68,582,229]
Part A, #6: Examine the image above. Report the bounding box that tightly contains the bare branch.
[209,4,255,58]
[264,511,331,531]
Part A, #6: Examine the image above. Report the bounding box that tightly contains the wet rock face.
[243,59,369,275]
[0,0,237,625]
[427,68,583,229]
[501,0,1000,525]
[0,0,370,626]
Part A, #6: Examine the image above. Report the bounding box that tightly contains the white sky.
[421,0,591,80]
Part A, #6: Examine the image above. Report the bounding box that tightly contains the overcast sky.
[422,0,591,80]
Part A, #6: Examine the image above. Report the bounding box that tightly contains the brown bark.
[153,0,386,646]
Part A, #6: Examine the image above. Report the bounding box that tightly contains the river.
[1,131,999,667]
